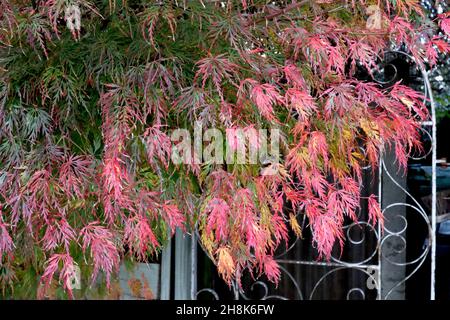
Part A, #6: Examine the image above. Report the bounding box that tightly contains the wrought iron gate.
[161,50,439,300]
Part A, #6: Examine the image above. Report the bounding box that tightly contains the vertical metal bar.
[174,229,192,299]
[232,280,239,300]
[160,237,172,300]
[190,232,198,300]
[423,70,437,300]
[388,50,437,300]
[430,84,437,301]
[377,157,383,300]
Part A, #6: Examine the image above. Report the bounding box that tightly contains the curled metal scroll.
[309,266,376,300]
[330,221,380,266]
[379,161,433,299]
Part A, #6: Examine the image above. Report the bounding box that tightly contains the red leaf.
[249,82,284,121]
[322,83,356,118]
[311,213,344,260]
[124,215,159,261]
[262,256,281,284]
[59,155,93,199]
[283,63,307,89]
[41,217,76,252]
[80,222,120,288]
[432,38,450,54]
[348,40,379,74]
[102,156,128,204]
[390,82,428,120]
[308,131,329,167]
[205,198,230,241]
[285,88,317,122]
[39,253,76,299]
[368,194,384,229]
[162,202,185,234]
[194,54,239,100]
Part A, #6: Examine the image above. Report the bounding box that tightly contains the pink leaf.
[194,54,239,100]
[440,18,450,37]
[205,198,230,241]
[250,82,284,121]
[41,218,76,252]
[368,194,384,229]
[262,256,281,284]
[283,63,307,88]
[0,220,14,260]
[144,125,172,169]
[124,215,160,261]
[80,222,120,288]
[311,214,344,260]
[162,202,185,234]
[39,253,76,299]
[285,88,317,122]
[59,155,93,199]
[308,131,329,167]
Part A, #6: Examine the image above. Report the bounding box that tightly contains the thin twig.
[246,0,310,26]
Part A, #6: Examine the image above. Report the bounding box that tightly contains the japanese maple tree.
[0,0,449,298]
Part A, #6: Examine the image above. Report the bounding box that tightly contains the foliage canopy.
[0,0,449,298]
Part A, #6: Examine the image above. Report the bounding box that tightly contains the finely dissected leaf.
[0,218,14,262]
[441,18,450,37]
[39,253,77,299]
[216,246,235,286]
[80,222,120,288]
[368,194,384,229]
[204,198,230,242]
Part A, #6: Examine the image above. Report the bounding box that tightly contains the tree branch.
[246,0,310,26]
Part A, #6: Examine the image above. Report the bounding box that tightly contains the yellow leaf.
[366,5,383,30]
[216,247,235,284]
[400,97,414,109]
[342,127,353,141]
[289,213,303,239]
[351,151,365,160]
[359,118,380,140]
